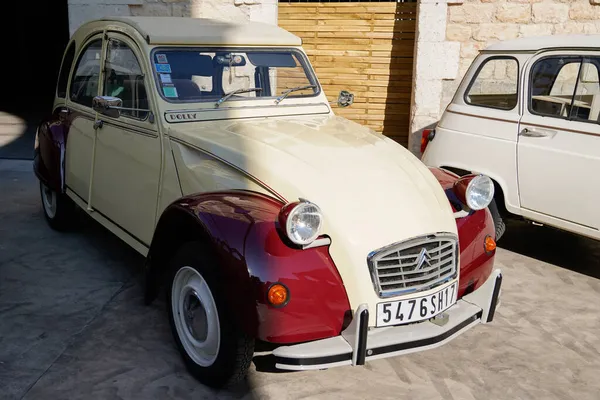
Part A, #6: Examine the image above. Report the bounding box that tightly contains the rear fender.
[146,190,351,344]
[33,107,71,192]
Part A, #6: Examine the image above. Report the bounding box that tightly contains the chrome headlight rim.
[465,174,495,211]
[280,200,323,246]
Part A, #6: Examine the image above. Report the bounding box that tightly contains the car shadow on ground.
[499,218,600,280]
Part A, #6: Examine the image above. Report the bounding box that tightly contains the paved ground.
[1,158,600,400]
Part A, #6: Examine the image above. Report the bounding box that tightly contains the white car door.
[518,50,600,238]
[90,33,161,246]
[65,36,104,202]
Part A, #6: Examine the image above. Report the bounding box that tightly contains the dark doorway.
[0,0,70,159]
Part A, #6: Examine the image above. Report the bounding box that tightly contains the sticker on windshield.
[163,86,178,98]
[155,64,172,73]
[156,54,168,64]
[159,74,172,84]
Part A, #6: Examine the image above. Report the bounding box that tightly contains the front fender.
[428,167,496,298]
[148,190,351,344]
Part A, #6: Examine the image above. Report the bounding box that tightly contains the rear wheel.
[40,182,76,231]
[167,242,254,388]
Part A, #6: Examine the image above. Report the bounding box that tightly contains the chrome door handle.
[93,120,104,130]
[520,127,556,138]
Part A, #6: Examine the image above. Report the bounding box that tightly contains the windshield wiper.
[215,88,263,108]
[274,85,317,105]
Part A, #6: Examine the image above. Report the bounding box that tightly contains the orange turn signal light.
[484,235,496,253]
[267,283,289,307]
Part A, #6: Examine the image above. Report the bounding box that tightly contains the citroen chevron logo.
[415,248,432,271]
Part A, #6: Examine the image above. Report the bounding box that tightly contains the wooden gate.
[278,1,417,146]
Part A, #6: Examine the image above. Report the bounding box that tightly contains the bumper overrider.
[272,268,502,371]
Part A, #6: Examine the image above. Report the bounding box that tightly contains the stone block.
[416,3,448,42]
[129,3,171,16]
[519,23,553,37]
[412,79,443,116]
[532,3,568,23]
[569,2,600,20]
[68,4,131,34]
[449,4,495,24]
[172,3,191,17]
[472,23,520,42]
[68,0,142,4]
[446,24,472,42]
[495,4,531,23]
[460,42,484,59]
[415,41,460,81]
[554,22,597,35]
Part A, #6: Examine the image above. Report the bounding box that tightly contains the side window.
[70,39,103,107]
[104,39,149,120]
[530,57,582,119]
[465,57,518,110]
[570,59,600,124]
[57,42,75,98]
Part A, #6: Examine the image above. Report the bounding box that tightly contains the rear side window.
[57,42,75,98]
[465,57,519,110]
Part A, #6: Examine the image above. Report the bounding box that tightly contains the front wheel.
[40,182,76,231]
[488,199,506,241]
[167,242,254,388]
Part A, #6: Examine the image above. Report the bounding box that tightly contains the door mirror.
[338,90,354,108]
[93,96,122,119]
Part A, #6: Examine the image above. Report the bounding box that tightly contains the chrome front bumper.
[273,269,502,371]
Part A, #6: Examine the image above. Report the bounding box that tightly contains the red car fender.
[147,190,351,344]
[429,167,496,297]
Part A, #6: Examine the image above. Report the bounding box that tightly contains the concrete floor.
[1,159,600,400]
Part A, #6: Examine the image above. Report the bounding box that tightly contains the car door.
[65,36,104,202]
[90,33,161,246]
[518,51,600,236]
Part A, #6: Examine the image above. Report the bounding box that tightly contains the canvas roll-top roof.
[101,16,302,46]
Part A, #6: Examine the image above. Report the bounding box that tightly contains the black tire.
[488,199,506,241]
[166,242,254,388]
[40,181,77,231]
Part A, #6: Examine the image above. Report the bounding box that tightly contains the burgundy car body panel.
[33,107,73,193]
[429,167,496,298]
[154,190,351,344]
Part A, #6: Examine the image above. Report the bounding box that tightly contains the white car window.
[69,39,103,108]
[530,56,583,119]
[465,57,518,111]
[570,59,600,124]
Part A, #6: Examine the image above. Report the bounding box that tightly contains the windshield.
[151,48,319,104]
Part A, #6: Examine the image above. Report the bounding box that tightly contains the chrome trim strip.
[302,237,331,250]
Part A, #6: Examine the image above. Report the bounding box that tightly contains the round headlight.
[465,175,495,210]
[280,201,323,245]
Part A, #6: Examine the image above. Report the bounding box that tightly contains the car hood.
[169,115,457,309]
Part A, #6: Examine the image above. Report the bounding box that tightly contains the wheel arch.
[145,190,352,344]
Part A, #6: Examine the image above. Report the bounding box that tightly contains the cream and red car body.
[34,17,501,379]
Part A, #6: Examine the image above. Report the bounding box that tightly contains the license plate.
[376,282,458,327]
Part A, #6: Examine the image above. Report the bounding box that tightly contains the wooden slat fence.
[279,1,417,145]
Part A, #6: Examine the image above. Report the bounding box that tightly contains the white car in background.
[422,35,600,242]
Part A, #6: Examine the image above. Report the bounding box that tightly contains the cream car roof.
[484,34,600,53]
[89,16,303,46]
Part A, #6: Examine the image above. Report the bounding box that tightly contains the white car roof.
[100,16,302,47]
[484,34,600,52]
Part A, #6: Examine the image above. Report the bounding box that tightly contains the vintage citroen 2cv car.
[34,17,502,387]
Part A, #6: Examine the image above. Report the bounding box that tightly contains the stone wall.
[409,0,600,154]
[68,0,277,35]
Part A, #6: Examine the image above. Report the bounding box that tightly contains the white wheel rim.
[41,183,57,219]
[172,266,221,367]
